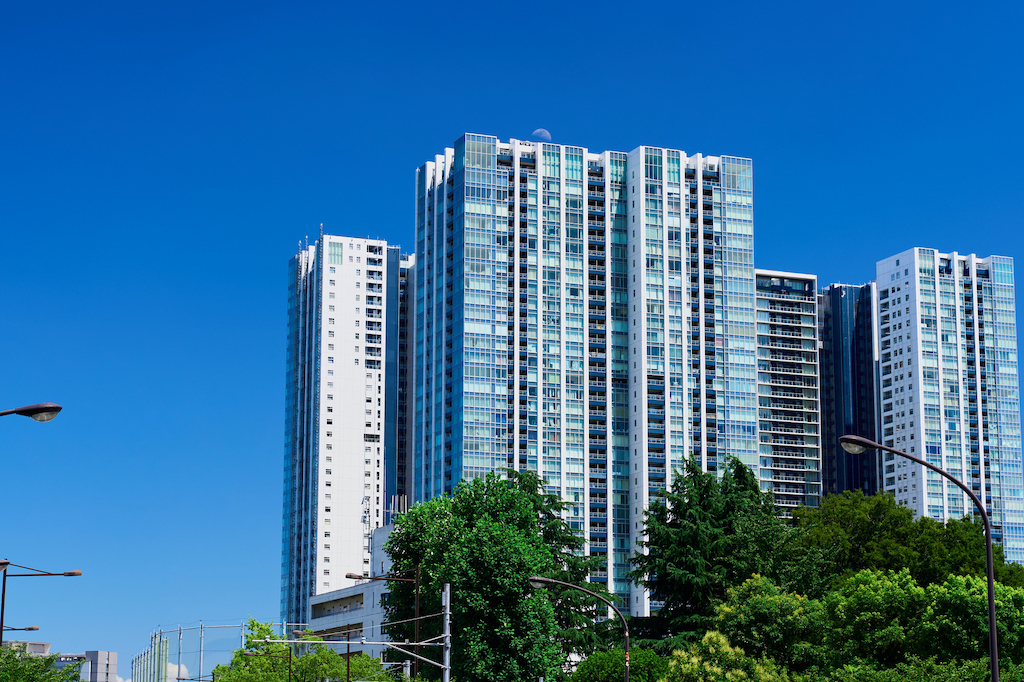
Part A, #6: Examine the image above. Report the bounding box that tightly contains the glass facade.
[415,135,764,614]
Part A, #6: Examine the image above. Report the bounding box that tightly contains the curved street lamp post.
[528,575,630,682]
[839,434,999,682]
[0,563,82,647]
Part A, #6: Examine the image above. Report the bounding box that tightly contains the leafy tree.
[789,490,1024,594]
[212,618,391,682]
[919,573,1024,664]
[0,644,82,682]
[570,648,668,682]
[384,471,604,682]
[716,575,826,672]
[819,568,926,668]
[629,457,790,642]
[661,631,791,682]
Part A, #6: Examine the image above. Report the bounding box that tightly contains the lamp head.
[17,403,63,422]
[345,573,363,580]
[26,626,39,631]
[64,571,82,577]
[0,560,9,572]
[839,434,877,455]
[528,576,549,590]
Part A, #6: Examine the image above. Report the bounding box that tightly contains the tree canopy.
[384,470,609,682]
[0,644,82,682]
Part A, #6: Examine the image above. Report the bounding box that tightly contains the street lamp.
[0,403,62,422]
[528,575,630,682]
[0,563,82,646]
[243,649,291,682]
[3,625,39,632]
[346,568,420,678]
[839,434,1000,682]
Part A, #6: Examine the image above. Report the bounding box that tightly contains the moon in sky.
[532,128,552,141]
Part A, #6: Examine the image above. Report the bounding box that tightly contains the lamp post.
[528,575,630,682]
[2,625,39,632]
[346,567,420,678]
[0,403,62,422]
[839,434,1000,682]
[243,649,291,682]
[0,562,82,647]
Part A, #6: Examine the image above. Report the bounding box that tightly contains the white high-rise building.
[281,233,409,625]
[876,248,1024,561]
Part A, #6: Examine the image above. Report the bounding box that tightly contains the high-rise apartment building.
[755,270,821,512]
[413,134,770,614]
[876,248,1024,561]
[818,282,880,496]
[281,234,405,625]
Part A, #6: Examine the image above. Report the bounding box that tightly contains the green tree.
[819,569,927,668]
[918,573,1024,664]
[661,631,791,682]
[0,644,82,682]
[384,471,601,682]
[715,575,827,672]
[789,490,1024,594]
[629,457,790,642]
[212,618,391,682]
[570,648,668,682]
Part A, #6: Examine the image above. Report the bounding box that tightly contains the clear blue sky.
[2,0,1022,674]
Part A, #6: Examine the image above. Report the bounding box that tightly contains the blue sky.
[2,0,1022,673]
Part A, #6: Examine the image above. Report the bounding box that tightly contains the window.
[355,320,360,327]
[329,280,336,286]
[325,469,332,475]
[324,570,330,575]
[355,346,360,352]
[325,506,331,512]
[327,357,334,363]
[356,295,361,301]
[354,358,360,365]
[324,531,331,537]
[356,282,361,288]
[328,331,334,337]
[328,318,335,324]
[355,333,360,339]
[357,257,361,263]
[326,394,333,400]
[329,305,335,312]
[349,256,353,262]
[329,292,335,299]
[356,269,361,276]
[330,266,335,273]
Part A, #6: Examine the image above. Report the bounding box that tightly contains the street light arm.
[529,575,630,682]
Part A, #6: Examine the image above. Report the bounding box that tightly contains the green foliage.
[820,569,926,668]
[212,618,391,682]
[384,471,603,682]
[0,644,82,682]
[789,490,1024,595]
[570,648,668,682]
[716,575,826,672]
[629,457,790,641]
[661,631,791,682]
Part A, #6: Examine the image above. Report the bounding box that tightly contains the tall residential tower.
[413,134,784,614]
[876,248,1024,561]
[282,234,404,625]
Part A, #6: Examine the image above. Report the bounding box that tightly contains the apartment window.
[323,556,330,562]
[355,308,360,314]
[355,333,360,339]
[330,280,336,286]
[354,358,360,365]
[325,506,331,512]
[330,267,335,273]
[329,292,335,299]
[355,346,360,352]
[356,282,361,288]
[325,469,332,475]
[324,570,330,575]
[324,544,330,550]
[328,318,335,324]
[349,256,353,262]
[328,331,334,337]
[324,531,331,537]
[355,320,360,327]
[357,257,361,263]
[326,394,333,400]
[326,431,333,437]
[356,269,361,276]
[356,295,361,301]
[329,305,335,312]
[327,357,334,363]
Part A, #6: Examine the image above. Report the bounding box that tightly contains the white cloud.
[167,662,189,680]
[116,677,130,682]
